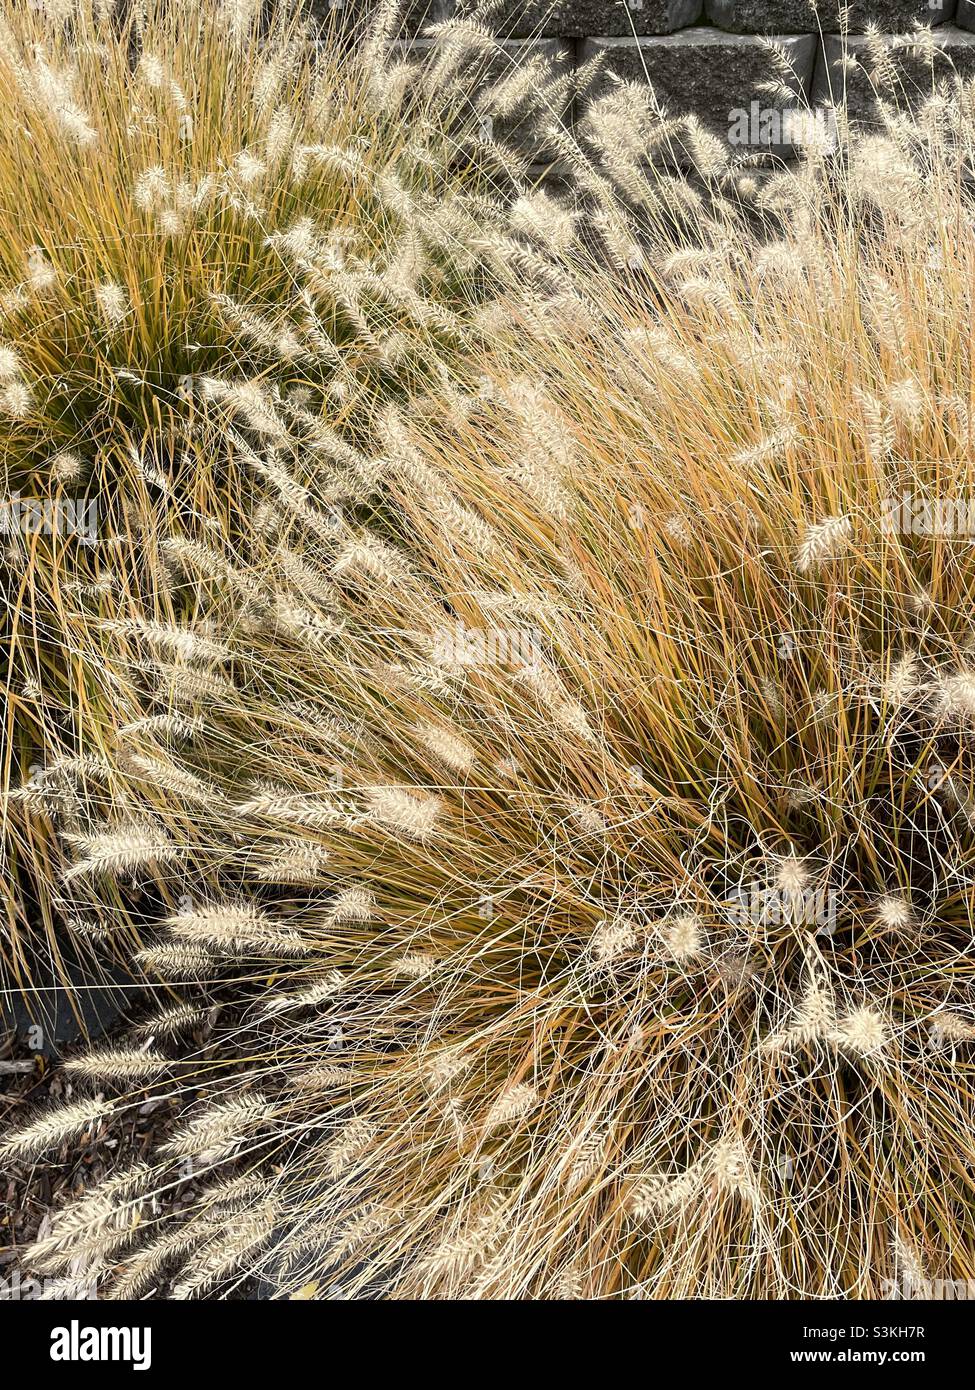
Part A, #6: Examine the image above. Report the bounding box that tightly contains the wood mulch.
[0,1025,256,1299]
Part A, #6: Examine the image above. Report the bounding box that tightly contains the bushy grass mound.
[0,0,570,990]
[6,1,975,1301]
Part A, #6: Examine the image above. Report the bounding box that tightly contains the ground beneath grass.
[1,1025,255,1299]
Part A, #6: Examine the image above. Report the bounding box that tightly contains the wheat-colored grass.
[6,1,975,1301]
[0,0,569,1005]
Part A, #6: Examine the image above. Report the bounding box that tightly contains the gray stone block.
[310,1,451,37]
[704,1,817,31]
[340,0,701,38]
[706,1,955,32]
[392,38,573,159]
[812,25,975,124]
[957,0,975,29]
[490,0,702,39]
[580,30,818,154]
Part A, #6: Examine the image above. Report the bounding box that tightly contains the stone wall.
[319,2,975,165]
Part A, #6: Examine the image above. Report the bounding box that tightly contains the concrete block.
[812,25,975,124]
[580,30,818,154]
[706,1,955,32]
[490,0,702,40]
[311,0,452,36]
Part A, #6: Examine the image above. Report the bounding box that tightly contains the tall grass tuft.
[0,0,571,1000]
[7,2,975,1299]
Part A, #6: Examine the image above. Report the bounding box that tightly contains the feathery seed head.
[94,281,130,330]
[833,1006,888,1058]
[484,1082,538,1133]
[660,912,703,963]
[1,1098,114,1162]
[796,514,852,574]
[328,886,375,923]
[875,894,912,933]
[364,785,443,841]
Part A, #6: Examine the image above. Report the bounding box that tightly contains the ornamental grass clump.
[6,5,975,1300]
[0,0,579,985]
